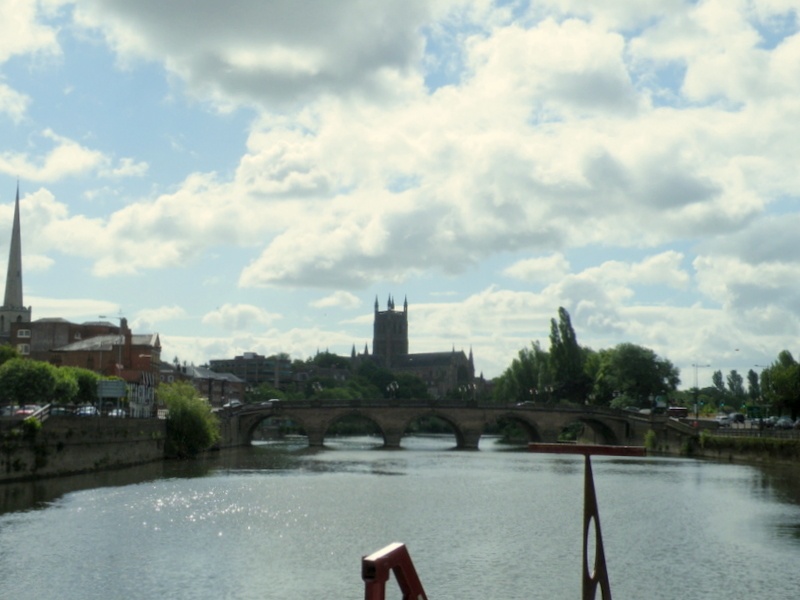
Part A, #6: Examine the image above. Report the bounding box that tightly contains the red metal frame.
[362,542,428,600]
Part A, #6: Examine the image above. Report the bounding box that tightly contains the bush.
[644,429,658,451]
[161,382,220,458]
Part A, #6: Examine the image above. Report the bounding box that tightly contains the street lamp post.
[692,363,710,420]
[99,315,126,375]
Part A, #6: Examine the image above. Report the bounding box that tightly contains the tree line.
[492,307,800,419]
[0,347,104,408]
[492,307,680,409]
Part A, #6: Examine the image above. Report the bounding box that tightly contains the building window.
[17,329,31,338]
[74,332,82,340]
[17,343,30,355]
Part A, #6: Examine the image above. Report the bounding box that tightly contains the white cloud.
[504,253,570,282]
[133,305,188,332]
[27,296,118,320]
[0,0,61,63]
[68,0,440,109]
[201,303,281,331]
[103,157,149,178]
[0,129,107,182]
[310,291,361,310]
[19,1,791,293]
[0,83,30,122]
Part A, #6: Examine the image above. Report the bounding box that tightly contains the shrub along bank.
[697,431,800,463]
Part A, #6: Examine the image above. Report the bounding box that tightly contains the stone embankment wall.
[1,417,166,483]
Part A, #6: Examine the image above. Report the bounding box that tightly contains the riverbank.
[1,416,166,483]
[644,425,800,466]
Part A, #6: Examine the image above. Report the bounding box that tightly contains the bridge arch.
[317,410,386,446]
[243,409,312,444]
[396,410,472,449]
[578,417,621,446]
[492,412,545,444]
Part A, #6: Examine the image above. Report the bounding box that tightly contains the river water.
[1,436,799,599]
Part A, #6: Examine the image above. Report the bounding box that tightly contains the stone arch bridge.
[220,400,660,449]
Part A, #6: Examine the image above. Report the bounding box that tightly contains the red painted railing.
[362,542,428,600]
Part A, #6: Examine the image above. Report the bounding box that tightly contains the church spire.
[3,182,23,309]
[0,182,32,337]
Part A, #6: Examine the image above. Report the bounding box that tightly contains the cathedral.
[352,295,477,399]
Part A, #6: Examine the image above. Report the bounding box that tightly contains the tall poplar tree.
[548,307,589,402]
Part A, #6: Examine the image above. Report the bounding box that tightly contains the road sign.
[97,380,128,398]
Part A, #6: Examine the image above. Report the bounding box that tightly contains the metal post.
[528,443,646,600]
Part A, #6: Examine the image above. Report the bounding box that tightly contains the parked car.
[76,405,99,417]
[716,415,732,427]
[775,416,794,430]
[729,413,745,424]
[14,405,41,417]
[222,400,243,409]
[1,405,20,416]
[50,405,73,417]
[108,408,127,418]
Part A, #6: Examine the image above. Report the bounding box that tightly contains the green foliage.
[726,370,745,398]
[53,368,79,405]
[62,367,101,405]
[699,432,800,460]
[0,358,57,406]
[644,429,658,451]
[549,307,590,402]
[0,359,104,407]
[246,383,287,403]
[21,416,42,440]
[308,351,351,369]
[747,369,760,402]
[0,344,19,366]
[161,381,220,458]
[355,362,430,400]
[493,341,551,404]
[558,421,583,442]
[761,350,800,418]
[590,343,679,406]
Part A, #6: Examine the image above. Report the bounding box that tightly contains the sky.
[1,0,799,388]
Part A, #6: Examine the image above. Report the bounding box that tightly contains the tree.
[762,350,800,418]
[712,370,726,395]
[746,369,761,403]
[548,307,590,402]
[726,370,745,405]
[161,381,220,458]
[589,343,680,407]
[492,341,550,404]
[0,358,57,406]
[0,344,18,366]
[53,368,79,405]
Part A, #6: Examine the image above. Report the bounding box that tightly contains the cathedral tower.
[0,184,32,338]
[372,294,408,368]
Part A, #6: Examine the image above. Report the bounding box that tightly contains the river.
[1,436,799,599]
